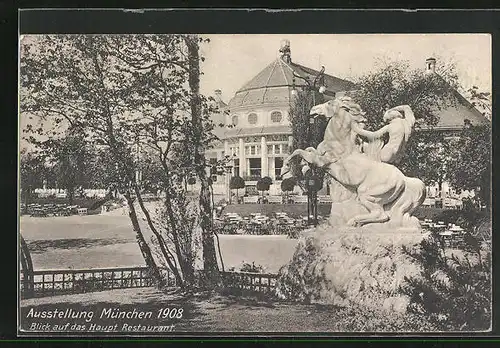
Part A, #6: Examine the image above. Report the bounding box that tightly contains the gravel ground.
[20,288,440,333]
[20,215,298,272]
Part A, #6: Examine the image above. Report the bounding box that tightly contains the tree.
[20,149,45,213]
[464,86,492,120]
[185,34,221,285]
[256,176,273,199]
[281,177,296,202]
[447,123,491,209]
[229,176,245,201]
[20,34,197,288]
[346,60,462,192]
[50,126,93,205]
[288,89,326,180]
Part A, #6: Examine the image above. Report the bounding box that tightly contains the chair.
[77,208,88,216]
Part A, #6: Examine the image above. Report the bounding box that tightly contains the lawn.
[19,287,441,333]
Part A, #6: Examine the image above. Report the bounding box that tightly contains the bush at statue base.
[275,225,426,314]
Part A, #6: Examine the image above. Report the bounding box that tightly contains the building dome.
[227,57,356,109]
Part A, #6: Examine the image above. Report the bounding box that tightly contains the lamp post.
[225,161,233,204]
[291,66,326,226]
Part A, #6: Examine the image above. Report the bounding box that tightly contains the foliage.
[256,176,273,193]
[228,262,265,274]
[19,149,46,213]
[287,89,326,180]
[20,34,221,289]
[446,123,491,208]
[464,86,492,120]
[20,150,45,193]
[401,233,491,331]
[280,177,297,192]
[45,127,94,204]
[229,176,245,190]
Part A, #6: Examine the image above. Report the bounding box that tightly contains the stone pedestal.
[275,226,426,314]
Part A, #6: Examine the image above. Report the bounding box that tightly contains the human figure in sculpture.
[281,98,425,228]
[351,105,416,165]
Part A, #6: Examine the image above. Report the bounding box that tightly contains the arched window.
[248,113,258,125]
[231,115,238,126]
[271,111,283,123]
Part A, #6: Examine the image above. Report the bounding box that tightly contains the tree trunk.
[23,189,30,215]
[20,235,34,298]
[123,192,167,288]
[68,188,74,206]
[186,34,220,286]
[130,183,184,288]
[438,178,444,199]
[163,187,195,287]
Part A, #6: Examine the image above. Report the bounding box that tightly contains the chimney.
[279,39,292,64]
[214,89,223,103]
[425,57,436,73]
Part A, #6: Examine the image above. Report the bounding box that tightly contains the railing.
[266,196,283,204]
[243,196,259,204]
[20,267,279,299]
[220,271,278,296]
[20,266,176,299]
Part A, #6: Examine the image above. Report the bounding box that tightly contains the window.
[230,146,239,156]
[267,145,273,154]
[274,144,281,154]
[248,113,258,125]
[233,159,240,176]
[250,146,256,155]
[275,157,284,178]
[249,158,261,177]
[271,111,283,123]
[231,115,238,126]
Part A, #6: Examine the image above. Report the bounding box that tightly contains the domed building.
[207,40,490,205]
[206,40,356,197]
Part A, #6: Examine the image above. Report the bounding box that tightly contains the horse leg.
[346,195,389,227]
[347,177,404,227]
[281,149,321,178]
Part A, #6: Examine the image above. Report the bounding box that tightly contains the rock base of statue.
[275,225,427,314]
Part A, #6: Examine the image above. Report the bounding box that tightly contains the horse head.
[310,96,366,155]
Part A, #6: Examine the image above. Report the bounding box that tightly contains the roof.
[228,57,356,109]
[430,74,490,130]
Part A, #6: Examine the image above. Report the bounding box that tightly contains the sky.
[19,34,491,152]
[198,34,492,102]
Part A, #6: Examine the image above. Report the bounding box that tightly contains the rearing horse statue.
[281,96,426,229]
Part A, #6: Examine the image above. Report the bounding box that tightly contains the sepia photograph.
[18,31,492,335]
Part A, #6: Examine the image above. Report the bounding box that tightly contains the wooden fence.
[20,266,175,299]
[220,271,278,296]
[21,266,278,299]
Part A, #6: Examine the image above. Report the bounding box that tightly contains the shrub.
[401,232,491,331]
[281,177,296,193]
[228,262,265,273]
[256,176,273,192]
